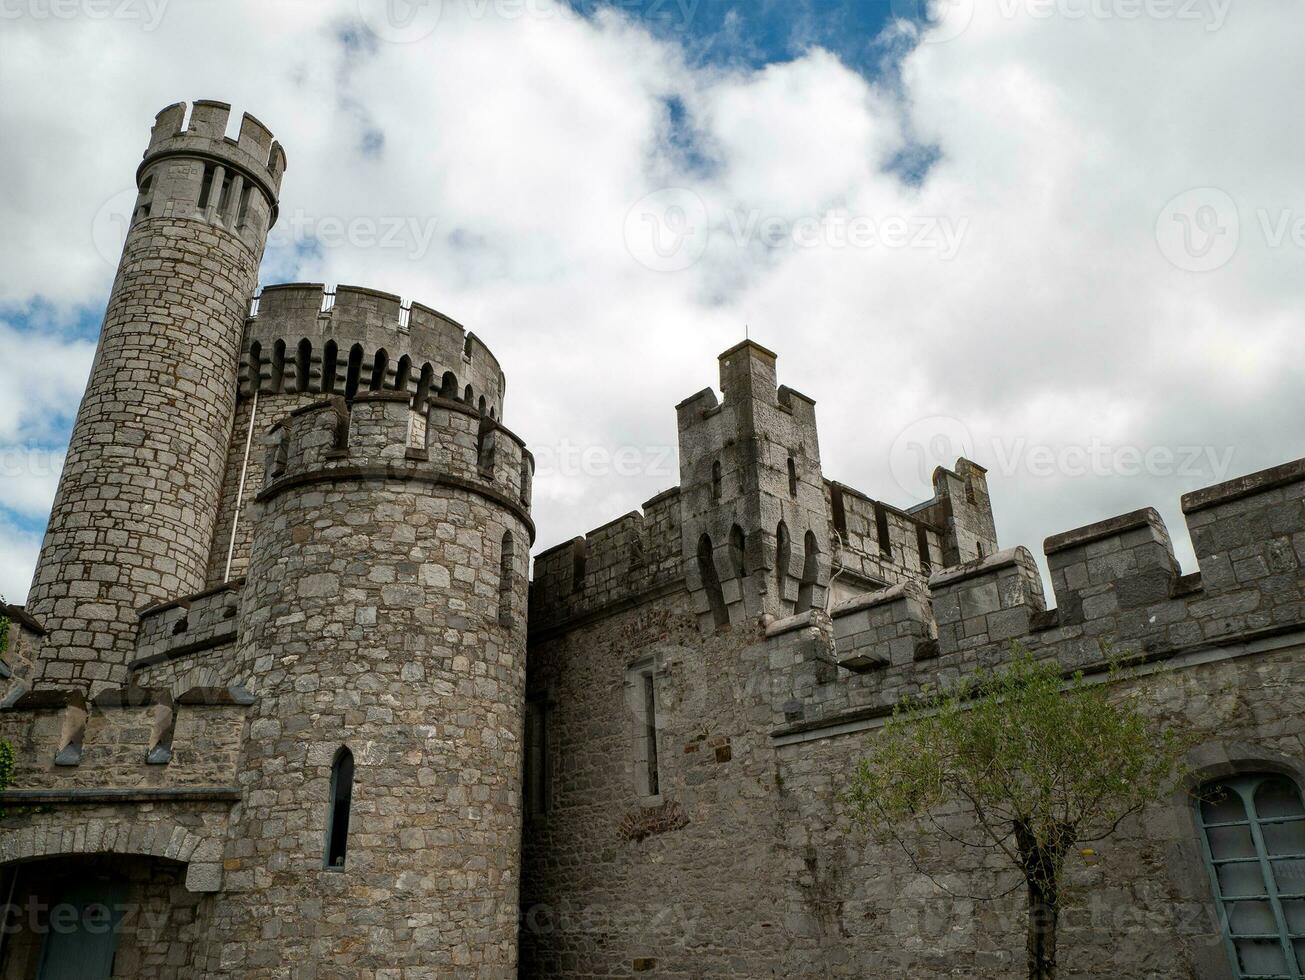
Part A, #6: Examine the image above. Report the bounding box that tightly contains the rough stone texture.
[200,392,531,978]
[0,854,213,979]
[521,353,1305,978]
[1,101,533,979]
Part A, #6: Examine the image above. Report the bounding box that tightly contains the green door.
[36,880,126,980]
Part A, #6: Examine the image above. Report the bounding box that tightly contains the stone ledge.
[927,546,1031,589]
[257,464,536,543]
[1044,507,1162,555]
[0,787,242,805]
[1181,457,1305,514]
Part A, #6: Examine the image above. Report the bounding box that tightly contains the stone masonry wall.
[25,100,283,693]
[204,392,532,978]
[521,456,1305,979]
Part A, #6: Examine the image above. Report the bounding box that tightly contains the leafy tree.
[845,649,1190,980]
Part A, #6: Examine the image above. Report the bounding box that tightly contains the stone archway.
[0,816,223,893]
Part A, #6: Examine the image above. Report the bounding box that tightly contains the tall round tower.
[27,100,285,692]
[212,380,533,975]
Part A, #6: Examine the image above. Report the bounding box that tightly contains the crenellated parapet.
[530,342,1003,636]
[241,283,506,420]
[257,391,534,535]
[137,100,287,251]
[0,682,252,790]
[529,488,683,634]
[771,457,1305,735]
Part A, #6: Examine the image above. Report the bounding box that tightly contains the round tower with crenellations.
[205,365,534,974]
[26,100,286,693]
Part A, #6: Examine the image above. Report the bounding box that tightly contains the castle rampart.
[768,455,1305,741]
[205,283,512,585]
[529,343,996,636]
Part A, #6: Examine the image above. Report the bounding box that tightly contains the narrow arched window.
[711,461,723,502]
[697,534,729,628]
[295,339,312,394]
[1197,772,1305,978]
[775,521,791,609]
[325,746,354,871]
[499,531,515,627]
[270,339,287,393]
[787,456,798,497]
[729,525,747,579]
[415,364,434,410]
[394,354,412,394]
[440,371,458,400]
[370,348,389,391]
[321,340,338,394]
[345,344,364,400]
[464,384,475,404]
[796,530,820,613]
[478,395,487,417]
[246,341,264,394]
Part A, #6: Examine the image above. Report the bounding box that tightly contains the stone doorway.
[0,855,206,979]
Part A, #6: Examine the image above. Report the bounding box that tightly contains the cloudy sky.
[1,0,1302,604]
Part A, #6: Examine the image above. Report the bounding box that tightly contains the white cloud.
[1,0,1303,606]
[0,516,42,605]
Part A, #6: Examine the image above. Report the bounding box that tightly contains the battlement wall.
[0,684,251,793]
[529,488,683,634]
[145,100,287,196]
[258,392,533,536]
[825,480,942,596]
[242,283,505,420]
[770,457,1305,735]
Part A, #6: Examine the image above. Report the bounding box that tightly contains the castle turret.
[218,385,534,973]
[677,341,831,627]
[27,100,285,692]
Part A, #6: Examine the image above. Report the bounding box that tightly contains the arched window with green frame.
[1197,772,1305,978]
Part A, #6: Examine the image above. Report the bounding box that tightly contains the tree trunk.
[1024,863,1059,980]
[1015,820,1071,980]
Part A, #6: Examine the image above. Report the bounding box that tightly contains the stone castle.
[0,101,1301,979]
